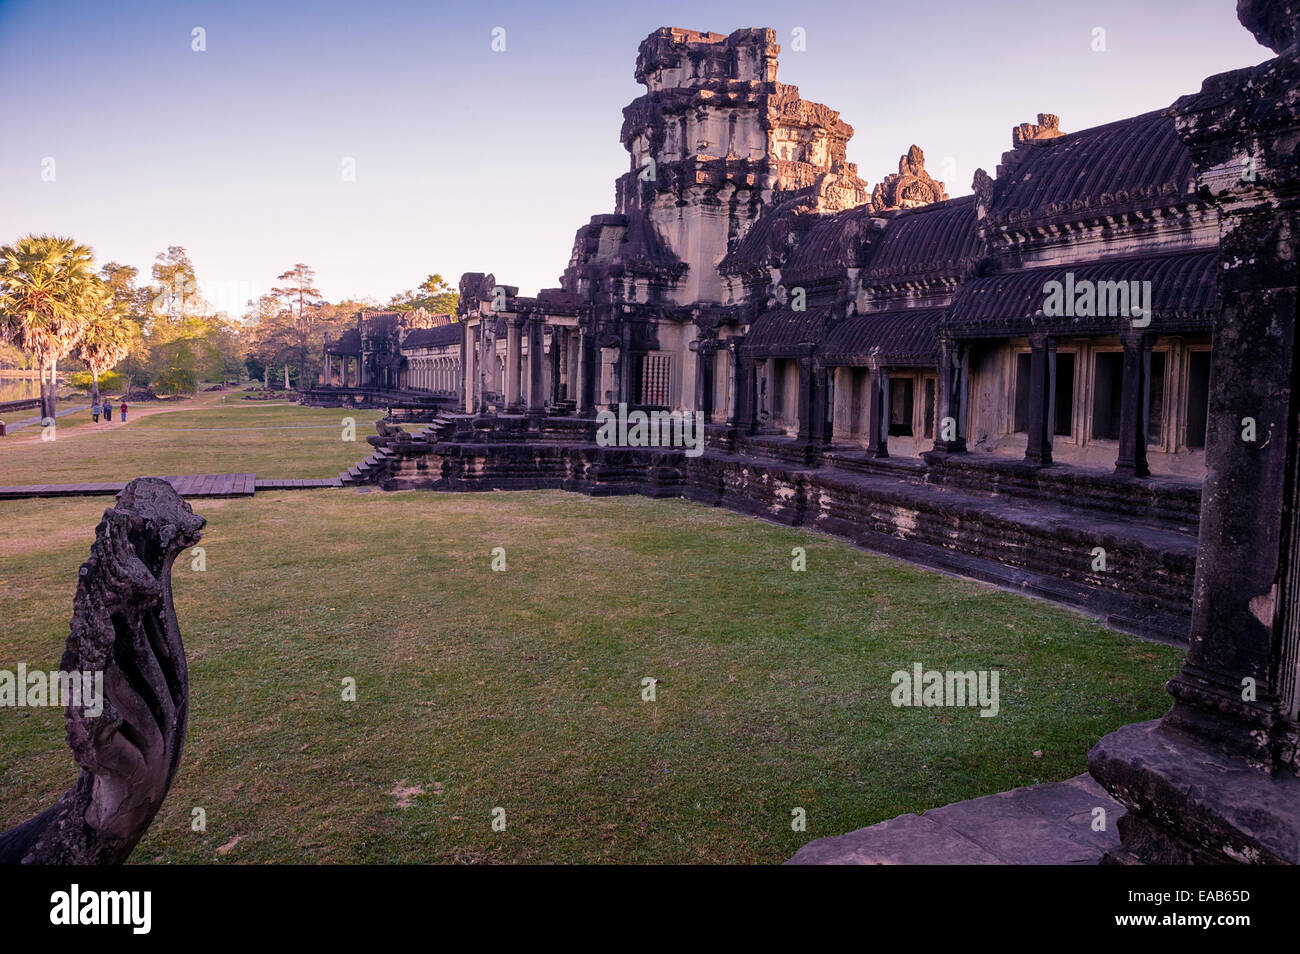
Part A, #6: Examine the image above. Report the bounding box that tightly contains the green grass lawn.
[0,489,1183,864]
[0,390,381,484]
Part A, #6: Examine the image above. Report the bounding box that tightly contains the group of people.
[90,399,128,424]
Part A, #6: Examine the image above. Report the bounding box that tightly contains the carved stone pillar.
[866,358,889,459]
[1089,14,1300,864]
[933,337,968,452]
[732,351,757,433]
[695,339,716,421]
[526,316,545,415]
[578,326,596,417]
[1114,330,1152,478]
[549,328,562,405]
[505,318,523,411]
[796,356,815,442]
[566,329,579,403]
[1023,333,1056,468]
[803,359,831,447]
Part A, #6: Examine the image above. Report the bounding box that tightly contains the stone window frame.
[1007,340,1084,445]
[1008,340,1033,438]
[634,350,677,410]
[712,348,732,422]
[1053,344,1082,445]
[1177,343,1213,453]
[1085,342,1126,446]
[830,366,871,443]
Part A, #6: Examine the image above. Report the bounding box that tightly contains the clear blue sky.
[0,0,1270,313]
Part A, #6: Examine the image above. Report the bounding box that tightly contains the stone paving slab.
[786,774,1123,865]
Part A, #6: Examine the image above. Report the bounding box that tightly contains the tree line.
[0,233,459,417]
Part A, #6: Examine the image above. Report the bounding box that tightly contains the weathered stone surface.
[787,774,1121,865]
[0,478,204,865]
[1088,0,1300,866]
[870,145,949,211]
[1090,721,1300,864]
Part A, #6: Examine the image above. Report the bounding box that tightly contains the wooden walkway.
[0,473,342,500]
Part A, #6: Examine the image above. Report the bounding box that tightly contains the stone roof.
[862,196,981,283]
[719,197,817,276]
[402,324,462,350]
[739,304,833,357]
[983,111,1195,228]
[821,308,944,367]
[328,329,362,354]
[944,250,1218,338]
[781,206,874,282]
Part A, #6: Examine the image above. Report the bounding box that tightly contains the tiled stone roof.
[863,196,980,283]
[739,304,833,357]
[985,111,1195,228]
[821,308,944,367]
[945,250,1218,338]
[402,324,462,350]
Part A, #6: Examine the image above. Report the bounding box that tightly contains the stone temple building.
[317,308,461,408]
[314,2,1300,864]
[314,24,1216,643]
[312,28,1214,489]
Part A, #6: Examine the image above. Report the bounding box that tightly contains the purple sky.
[0,0,1270,312]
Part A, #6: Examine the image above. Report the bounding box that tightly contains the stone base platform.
[786,774,1122,864]
[1088,719,1300,864]
[368,419,1198,643]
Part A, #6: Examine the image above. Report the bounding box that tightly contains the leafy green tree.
[99,262,149,385]
[0,235,96,418]
[387,273,459,315]
[272,263,324,382]
[74,280,138,405]
[148,246,205,328]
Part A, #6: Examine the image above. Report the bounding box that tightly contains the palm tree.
[74,282,138,406]
[0,235,96,420]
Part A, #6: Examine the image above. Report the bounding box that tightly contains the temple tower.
[616,27,869,303]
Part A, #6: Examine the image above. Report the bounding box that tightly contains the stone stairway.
[337,416,458,487]
[338,447,400,486]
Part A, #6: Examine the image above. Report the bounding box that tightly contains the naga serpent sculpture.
[0,477,205,864]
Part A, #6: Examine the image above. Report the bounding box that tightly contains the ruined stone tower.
[615,27,870,303]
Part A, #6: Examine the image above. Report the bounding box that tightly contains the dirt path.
[0,393,239,449]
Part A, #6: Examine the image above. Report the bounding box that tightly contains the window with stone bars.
[633,353,672,408]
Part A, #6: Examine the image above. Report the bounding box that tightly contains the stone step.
[787,774,1123,865]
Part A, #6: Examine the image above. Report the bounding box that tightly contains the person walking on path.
[103,402,112,422]
[91,401,101,423]
[119,400,128,423]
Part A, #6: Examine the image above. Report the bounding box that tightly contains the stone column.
[866,358,890,459]
[578,326,596,416]
[1114,330,1152,477]
[548,328,561,405]
[527,316,546,415]
[812,362,831,446]
[505,318,523,411]
[465,325,478,413]
[599,343,621,411]
[1023,333,1056,468]
[933,337,968,452]
[566,329,579,403]
[732,351,757,433]
[695,340,715,422]
[796,357,815,442]
[1089,15,1300,865]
